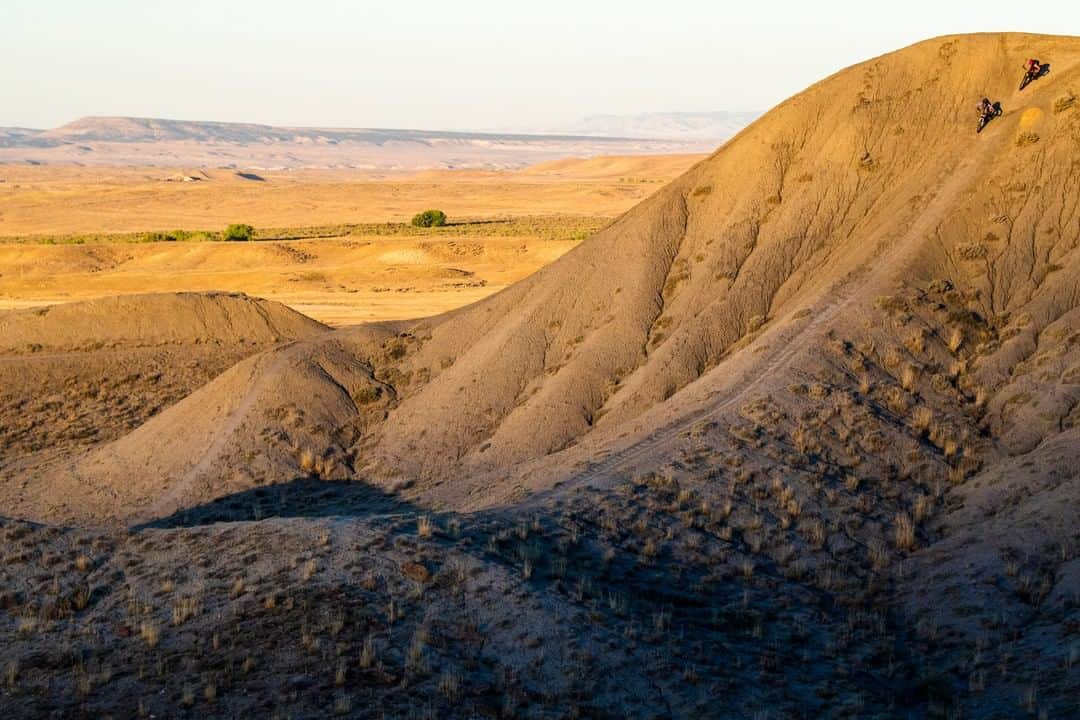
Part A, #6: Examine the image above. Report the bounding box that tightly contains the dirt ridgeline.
[1,32,1079,718]
[0,292,328,353]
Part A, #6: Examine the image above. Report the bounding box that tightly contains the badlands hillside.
[1,33,1078,718]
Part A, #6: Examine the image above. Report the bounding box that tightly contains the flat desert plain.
[0,154,702,324]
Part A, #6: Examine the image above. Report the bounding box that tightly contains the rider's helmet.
[982,97,989,105]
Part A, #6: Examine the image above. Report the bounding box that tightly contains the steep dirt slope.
[368,31,1080,489]
[15,33,1079,528]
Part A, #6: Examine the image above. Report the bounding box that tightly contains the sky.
[2,0,1078,131]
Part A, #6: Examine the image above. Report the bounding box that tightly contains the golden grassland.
[0,155,701,324]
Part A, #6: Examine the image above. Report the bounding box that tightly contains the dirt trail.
[532,117,1009,499]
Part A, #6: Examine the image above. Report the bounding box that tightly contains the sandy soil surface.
[0,220,600,325]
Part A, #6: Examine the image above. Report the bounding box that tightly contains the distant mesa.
[0,116,733,170]
[29,116,670,146]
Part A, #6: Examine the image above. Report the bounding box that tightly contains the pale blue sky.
[2,0,1077,130]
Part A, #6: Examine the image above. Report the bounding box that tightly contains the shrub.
[1015,132,1040,147]
[222,223,255,241]
[895,512,916,550]
[171,229,210,242]
[140,231,177,242]
[911,406,933,434]
[351,386,382,405]
[410,209,447,228]
[901,363,920,392]
[948,326,964,353]
[1052,93,1076,114]
[140,621,160,648]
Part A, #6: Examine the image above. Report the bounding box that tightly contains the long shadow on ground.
[128,477,963,716]
[135,477,414,529]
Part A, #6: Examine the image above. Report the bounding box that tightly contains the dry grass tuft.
[1015,132,1040,147]
[792,425,812,455]
[886,387,909,415]
[140,621,160,649]
[314,457,337,479]
[911,406,933,434]
[869,541,889,571]
[172,596,201,625]
[1053,92,1076,114]
[439,671,462,701]
[905,330,926,355]
[359,635,377,669]
[913,493,934,523]
[942,437,959,459]
[407,626,429,673]
[333,695,353,716]
[900,364,920,392]
[895,512,916,550]
[948,326,964,353]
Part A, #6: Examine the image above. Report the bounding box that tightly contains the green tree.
[410,210,447,228]
[222,223,255,241]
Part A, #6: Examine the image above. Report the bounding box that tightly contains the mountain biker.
[1024,58,1042,78]
[977,98,993,119]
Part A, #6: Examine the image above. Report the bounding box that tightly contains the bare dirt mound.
[0,292,327,353]
[0,293,330,479]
